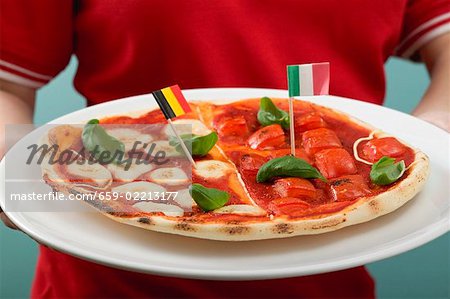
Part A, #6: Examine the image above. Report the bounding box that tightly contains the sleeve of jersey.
[395,0,450,60]
[0,0,73,88]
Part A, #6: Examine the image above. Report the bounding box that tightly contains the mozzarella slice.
[352,131,379,165]
[106,128,153,152]
[107,162,153,182]
[213,204,266,216]
[148,167,189,185]
[112,181,166,200]
[173,188,196,209]
[133,202,185,217]
[66,162,112,188]
[151,140,182,157]
[164,119,211,137]
[194,160,232,179]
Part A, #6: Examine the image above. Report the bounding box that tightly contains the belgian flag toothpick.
[152,85,196,167]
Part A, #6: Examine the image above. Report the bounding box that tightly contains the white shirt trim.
[0,69,45,88]
[401,23,450,58]
[396,12,450,52]
[0,60,52,80]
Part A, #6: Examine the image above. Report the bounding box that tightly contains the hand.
[415,111,450,132]
[0,207,19,230]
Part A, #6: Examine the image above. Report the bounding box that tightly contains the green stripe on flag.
[287,65,300,97]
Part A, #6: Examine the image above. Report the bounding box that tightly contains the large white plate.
[1,88,449,280]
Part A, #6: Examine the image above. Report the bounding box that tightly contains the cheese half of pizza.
[40,98,429,241]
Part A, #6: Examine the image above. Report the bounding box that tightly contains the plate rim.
[1,87,449,280]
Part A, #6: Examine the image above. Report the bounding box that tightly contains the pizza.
[40,97,429,241]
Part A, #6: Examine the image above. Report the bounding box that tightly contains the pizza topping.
[48,125,83,153]
[169,132,218,157]
[194,160,233,179]
[248,124,286,150]
[362,137,407,163]
[65,161,112,188]
[107,162,153,182]
[257,97,290,129]
[269,148,312,164]
[329,175,371,201]
[314,148,357,179]
[152,140,182,157]
[106,128,154,153]
[268,197,311,217]
[295,113,327,133]
[165,119,211,137]
[370,156,406,186]
[216,116,249,137]
[239,153,267,176]
[256,155,326,183]
[82,119,125,164]
[352,131,377,165]
[213,204,266,216]
[190,183,230,211]
[112,181,167,199]
[302,128,342,156]
[173,188,196,209]
[133,202,185,217]
[147,167,189,186]
[274,178,316,201]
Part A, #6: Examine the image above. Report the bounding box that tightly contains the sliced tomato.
[268,197,311,217]
[302,128,342,156]
[273,178,316,201]
[247,124,286,150]
[269,148,312,163]
[295,113,327,133]
[329,175,371,202]
[362,137,407,162]
[314,148,357,179]
[216,115,249,137]
[239,153,267,175]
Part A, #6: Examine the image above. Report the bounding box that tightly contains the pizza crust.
[40,99,430,241]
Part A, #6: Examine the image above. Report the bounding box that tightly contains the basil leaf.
[82,119,125,164]
[257,97,290,129]
[256,155,326,183]
[370,156,406,186]
[169,132,218,157]
[189,183,230,211]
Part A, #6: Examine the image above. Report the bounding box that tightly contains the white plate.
[1,88,449,280]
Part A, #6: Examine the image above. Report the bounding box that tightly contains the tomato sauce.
[77,98,417,221]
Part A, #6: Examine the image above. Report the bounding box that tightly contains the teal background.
[1,56,449,298]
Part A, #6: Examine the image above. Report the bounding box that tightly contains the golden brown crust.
[41,98,430,241]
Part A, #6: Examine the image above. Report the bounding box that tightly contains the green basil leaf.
[257,97,290,129]
[370,156,406,185]
[189,183,230,211]
[82,119,125,164]
[169,132,218,157]
[256,155,326,183]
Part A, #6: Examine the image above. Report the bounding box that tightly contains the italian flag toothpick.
[287,62,330,97]
[286,62,330,156]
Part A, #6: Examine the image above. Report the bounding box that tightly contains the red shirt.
[1,0,449,298]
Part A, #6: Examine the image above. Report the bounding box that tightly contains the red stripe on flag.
[312,63,330,95]
[170,85,191,114]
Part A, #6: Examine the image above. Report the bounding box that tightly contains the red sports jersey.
[1,0,449,298]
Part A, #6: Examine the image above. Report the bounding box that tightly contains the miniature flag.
[152,85,192,119]
[287,62,330,97]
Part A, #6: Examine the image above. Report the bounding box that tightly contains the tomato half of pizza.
[40,97,429,241]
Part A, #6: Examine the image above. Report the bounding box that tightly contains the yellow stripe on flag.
[161,87,184,117]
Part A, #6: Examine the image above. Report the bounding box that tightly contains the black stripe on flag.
[152,90,175,119]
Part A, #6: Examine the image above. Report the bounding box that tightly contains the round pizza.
[40,97,429,241]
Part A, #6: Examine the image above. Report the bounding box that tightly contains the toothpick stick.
[167,119,196,167]
[289,97,296,156]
